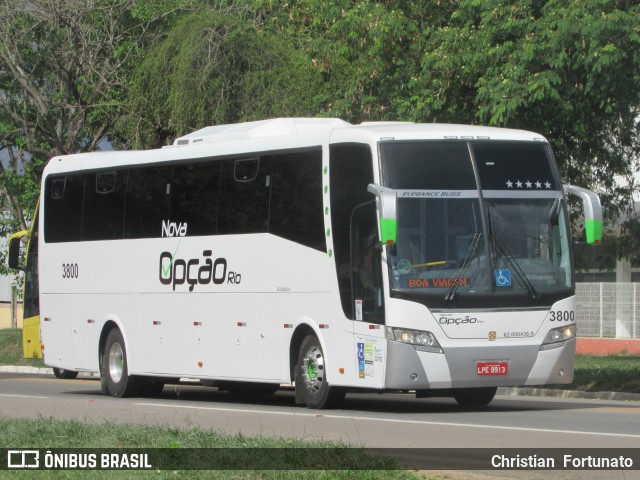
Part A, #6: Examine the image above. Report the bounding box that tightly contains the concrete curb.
[0,365,52,374]
[2,365,639,402]
[498,386,640,402]
[0,365,98,377]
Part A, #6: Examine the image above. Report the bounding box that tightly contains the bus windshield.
[380,140,573,309]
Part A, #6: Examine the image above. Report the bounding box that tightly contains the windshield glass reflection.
[381,140,573,308]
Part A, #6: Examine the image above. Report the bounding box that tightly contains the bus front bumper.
[384,337,576,390]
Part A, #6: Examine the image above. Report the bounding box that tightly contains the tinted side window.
[171,161,221,236]
[83,171,126,240]
[218,157,272,234]
[270,149,325,251]
[44,174,85,243]
[329,144,374,319]
[124,166,172,238]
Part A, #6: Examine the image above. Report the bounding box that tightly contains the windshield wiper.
[492,236,539,299]
[445,232,482,301]
[487,205,539,300]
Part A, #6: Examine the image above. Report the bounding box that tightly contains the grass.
[1,327,639,393]
[0,417,428,479]
[0,328,45,368]
[566,353,640,394]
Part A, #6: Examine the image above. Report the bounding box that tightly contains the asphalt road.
[1,372,639,479]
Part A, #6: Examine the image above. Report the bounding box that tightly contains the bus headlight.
[385,327,443,354]
[540,325,576,351]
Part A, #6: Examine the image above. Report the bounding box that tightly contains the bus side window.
[124,166,172,239]
[269,149,325,252]
[44,174,84,243]
[83,171,126,240]
[218,157,272,235]
[171,160,221,237]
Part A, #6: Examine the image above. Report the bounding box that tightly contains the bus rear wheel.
[453,386,497,408]
[295,335,345,409]
[101,328,140,397]
[53,368,78,379]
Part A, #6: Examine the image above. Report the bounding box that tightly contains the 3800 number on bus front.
[548,310,575,322]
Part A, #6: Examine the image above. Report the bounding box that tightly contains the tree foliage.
[119,9,324,148]
[0,0,190,273]
[238,0,640,257]
[1,0,639,263]
[407,0,640,226]
[234,0,432,121]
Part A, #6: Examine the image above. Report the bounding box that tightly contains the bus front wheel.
[295,335,345,409]
[453,386,497,408]
[101,328,140,397]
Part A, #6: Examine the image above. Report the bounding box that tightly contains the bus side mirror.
[7,230,28,270]
[564,185,602,245]
[367,184,397,245]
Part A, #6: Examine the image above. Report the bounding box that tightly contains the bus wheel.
[102,329,140,397]
[53,368,78,379]
[295,335,345,409]
[453,387,497,408]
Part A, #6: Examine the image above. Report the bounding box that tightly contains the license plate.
[476,361,508,376]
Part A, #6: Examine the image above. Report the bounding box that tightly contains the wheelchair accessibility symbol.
[495,269,512,287]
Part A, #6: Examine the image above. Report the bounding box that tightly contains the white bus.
[10,118,602,408]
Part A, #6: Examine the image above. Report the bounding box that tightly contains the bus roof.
[43,118,548,175]
[172,118,351,146]
[172,118,548,146]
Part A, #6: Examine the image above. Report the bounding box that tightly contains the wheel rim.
[302,345,324,392]
[108,342,124,384]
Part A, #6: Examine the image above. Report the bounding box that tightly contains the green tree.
[233,0,436,122]
[239,0,640,256]
[0,0,190,273]
[119,9,324,148]
[405,0,640,229]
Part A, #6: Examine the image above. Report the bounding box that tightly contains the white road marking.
[0,393,48,399]
[134,402,640,439]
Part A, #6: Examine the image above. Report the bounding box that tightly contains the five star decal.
[506,179,552,189]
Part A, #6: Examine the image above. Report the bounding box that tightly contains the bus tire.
[295,335,345,409]
[102,328,140,398]
[453,386,497,408]
[53,368,78,379]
